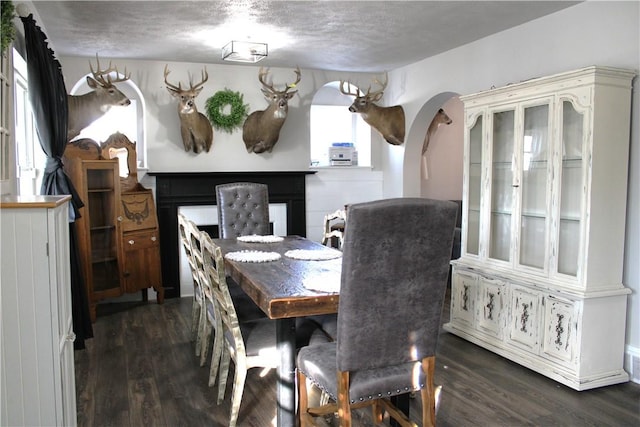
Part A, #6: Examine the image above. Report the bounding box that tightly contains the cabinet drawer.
[123,230,159,251]
[119,192,158,232]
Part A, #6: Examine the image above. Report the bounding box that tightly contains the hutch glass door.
[518,103,550,270]
[557,100,584,277]
[489,110,515,262]
[466,114,482,256]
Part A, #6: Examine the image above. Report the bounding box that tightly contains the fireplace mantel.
[150,171,315,298]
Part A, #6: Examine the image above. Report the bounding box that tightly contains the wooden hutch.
[64,133,164,321]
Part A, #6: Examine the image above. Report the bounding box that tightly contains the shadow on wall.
[403,92,464,200]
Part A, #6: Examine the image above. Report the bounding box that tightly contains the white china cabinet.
[1,195,77,425]
[444,66,635,390]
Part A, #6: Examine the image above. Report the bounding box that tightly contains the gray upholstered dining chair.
[215,182,271,321]
[215,182,270,238]
[297,198,458,427]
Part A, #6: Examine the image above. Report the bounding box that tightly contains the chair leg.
[421,357,436,427]
[208,319,223,387]
[337,370,352,427]
[191,298,200,342]
[195,302,206,357]
[228,360,248,427]
[200,318,211,367]
[297,370,310,427]
[217,347,231,404]
[372,400,383,424]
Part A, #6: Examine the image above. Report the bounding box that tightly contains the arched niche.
[403,91,463,199]
[69,75,147,168]
[309,81,370,167]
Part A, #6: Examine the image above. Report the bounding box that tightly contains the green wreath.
[206,88,249,134]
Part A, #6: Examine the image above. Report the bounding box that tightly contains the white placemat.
[303,273,341,293]
[285,249,342,261]
[225,250,281,263]
[237,235,284,243]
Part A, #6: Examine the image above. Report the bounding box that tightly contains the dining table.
[211,235,342,427]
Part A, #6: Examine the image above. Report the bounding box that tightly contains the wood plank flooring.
[75,297,640,426]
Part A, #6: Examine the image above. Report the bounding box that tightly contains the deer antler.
[339,80,360,97]
[163,65,183,92]
[367,72,388,98]
[258,67,275,93]
[89,54,130,86]
[259,67,301,94]
[188,68,208,91]
[284,66,302,93]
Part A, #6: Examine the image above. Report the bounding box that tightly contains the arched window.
[310,81,370,167]
[69,76,147,168]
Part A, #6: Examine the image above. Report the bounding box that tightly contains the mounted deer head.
[421,108,453,179]
[242,66,301,154]
[340,73,405,145]
[67,54,131,141]
[164,65,213,154]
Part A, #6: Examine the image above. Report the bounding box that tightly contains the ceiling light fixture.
[222,40,268,63]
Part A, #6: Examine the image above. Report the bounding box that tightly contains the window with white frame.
[310,82,371,167]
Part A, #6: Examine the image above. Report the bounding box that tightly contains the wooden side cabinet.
[1,195,77,426]
[119,190,164,298]
[64,133,163,321]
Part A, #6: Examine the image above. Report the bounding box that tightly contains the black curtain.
[21,14,93,349]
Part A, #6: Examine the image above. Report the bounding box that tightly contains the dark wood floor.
[75,296,640,427]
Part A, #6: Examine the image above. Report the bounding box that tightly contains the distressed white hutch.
[444,66,635,390]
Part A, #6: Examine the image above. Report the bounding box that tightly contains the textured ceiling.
[26,1,579,72]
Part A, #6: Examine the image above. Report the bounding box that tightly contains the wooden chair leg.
[208,321,223,387]
[191,299,200,341]
[199,318,211,366]
[337,370,351,427]
[372,400,383,424]
[228,360,247,427]
[217,347,231,404]
[421,357,436,427]
[297,369,310,427]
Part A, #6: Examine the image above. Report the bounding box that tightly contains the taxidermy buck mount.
[164,65,214,154]
[421,108,452,179]
[340,73,405,145]
[242,66,301,154]
[67,55,131,141]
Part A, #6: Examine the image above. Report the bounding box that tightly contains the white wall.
[381,0,640,381]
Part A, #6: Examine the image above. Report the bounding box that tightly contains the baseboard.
[624,345,640,384]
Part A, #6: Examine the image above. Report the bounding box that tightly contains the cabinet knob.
[117,216,123,222]
[151,236,157,242]
[128,239,135,245]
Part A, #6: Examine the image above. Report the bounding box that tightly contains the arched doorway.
[403,92,463,199]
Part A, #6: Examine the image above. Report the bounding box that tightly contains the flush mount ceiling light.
[222,40,268,63]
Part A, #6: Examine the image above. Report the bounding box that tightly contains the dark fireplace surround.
[150,171,314,299]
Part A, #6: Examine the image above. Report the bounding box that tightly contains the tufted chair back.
[297,197,458,426]
[215,182,270,238]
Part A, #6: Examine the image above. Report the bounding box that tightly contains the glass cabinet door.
[557,100,584,277]
[518,104,550,270]
[489,110,515,262]
[466,114,482,256]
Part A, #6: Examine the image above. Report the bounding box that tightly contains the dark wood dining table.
[211,235,341,427]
